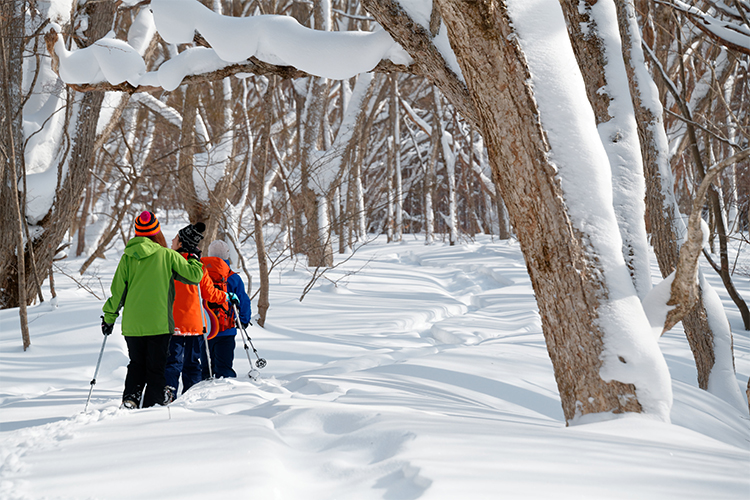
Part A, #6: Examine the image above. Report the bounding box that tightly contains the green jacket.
[102,237,203,336]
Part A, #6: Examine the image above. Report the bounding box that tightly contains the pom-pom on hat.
[135,211,161,237]
[208,240,231,261]
[178,222,206,249]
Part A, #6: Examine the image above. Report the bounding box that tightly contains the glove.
[227,292,240,306]
[241,323,249,330]
[185,246,202,261]
[101,316,114,336]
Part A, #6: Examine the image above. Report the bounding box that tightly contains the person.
[101,211,203,409]
[164,222,233,402]
[201,240,251,379]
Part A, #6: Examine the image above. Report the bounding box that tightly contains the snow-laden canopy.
[50,0,412,91]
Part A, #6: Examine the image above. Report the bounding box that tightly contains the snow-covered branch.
[44,0,413,93]
[664,0,750,55]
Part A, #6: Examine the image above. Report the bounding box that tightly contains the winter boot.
[121,399,139,410]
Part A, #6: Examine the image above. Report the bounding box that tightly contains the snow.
[1,220,749,499]
[52,0,412,91]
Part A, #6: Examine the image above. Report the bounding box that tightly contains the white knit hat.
[208,240,231,261]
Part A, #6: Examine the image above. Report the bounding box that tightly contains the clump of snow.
[700,272,748,412]
[641,272,676,338]
[53,0,412,91]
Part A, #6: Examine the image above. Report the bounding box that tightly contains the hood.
[123,236,162,260]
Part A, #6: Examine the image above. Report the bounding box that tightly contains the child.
[101,211,203,409]
[201,240,251,379]
[164,223,231,401]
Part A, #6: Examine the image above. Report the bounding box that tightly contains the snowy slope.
[1,221,748,499]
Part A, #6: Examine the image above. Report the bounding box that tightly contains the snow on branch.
[45,0,413,93]
[665,0,750,55]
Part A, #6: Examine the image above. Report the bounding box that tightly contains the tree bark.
[0,0,27,312]
[254,76,276,327]
[559,0,652,300]
[177,84,206,230]
[0,1,30,348]
[391,75,403,241]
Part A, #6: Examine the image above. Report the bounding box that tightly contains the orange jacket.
[172,253,226,335]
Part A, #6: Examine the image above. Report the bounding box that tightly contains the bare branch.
[664,148,750,333]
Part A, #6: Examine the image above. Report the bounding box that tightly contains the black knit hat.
[178,222,205,249]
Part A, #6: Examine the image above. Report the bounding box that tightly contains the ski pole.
[232,303,266,369]
[84,333,108,412]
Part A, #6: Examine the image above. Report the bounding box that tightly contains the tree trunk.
[366,0,666,422]
[425,88,440,245]
[300,75,334,268]
[559,0,652,300]
[391,75,403,241]
[0,1,30,347]
[254,77,275,327]
[178,84,200,220]
[0,0,27,311]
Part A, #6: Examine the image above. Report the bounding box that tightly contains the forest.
[1,0,749,423]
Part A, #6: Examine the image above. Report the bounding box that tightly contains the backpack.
[201,256,237,333]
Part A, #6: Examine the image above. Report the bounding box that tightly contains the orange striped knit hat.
[134,211,161,237]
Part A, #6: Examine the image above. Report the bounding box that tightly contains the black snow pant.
[123,334,172,408]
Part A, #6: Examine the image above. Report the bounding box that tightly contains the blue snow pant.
[202,335,237,379]
[164,335,204,397]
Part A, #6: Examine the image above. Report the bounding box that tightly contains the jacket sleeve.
[228,274,252,324]
[169,249,203,285]
[199,269,227,304]
[102,257,129,324]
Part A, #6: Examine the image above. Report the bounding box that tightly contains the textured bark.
[177,84,203,227]
[616,1,715,389]
[175,80,235,249]
[0,0,26,312]
[254,78,275,327]
[364,0,644,422]
[300,76,334,268]
[667,150,750,331]
[0,0,30,347]
[391,75,403,242]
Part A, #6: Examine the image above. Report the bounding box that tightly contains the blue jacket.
[219,260,252,337]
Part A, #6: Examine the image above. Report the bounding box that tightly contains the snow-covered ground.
[1,220,748,499]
